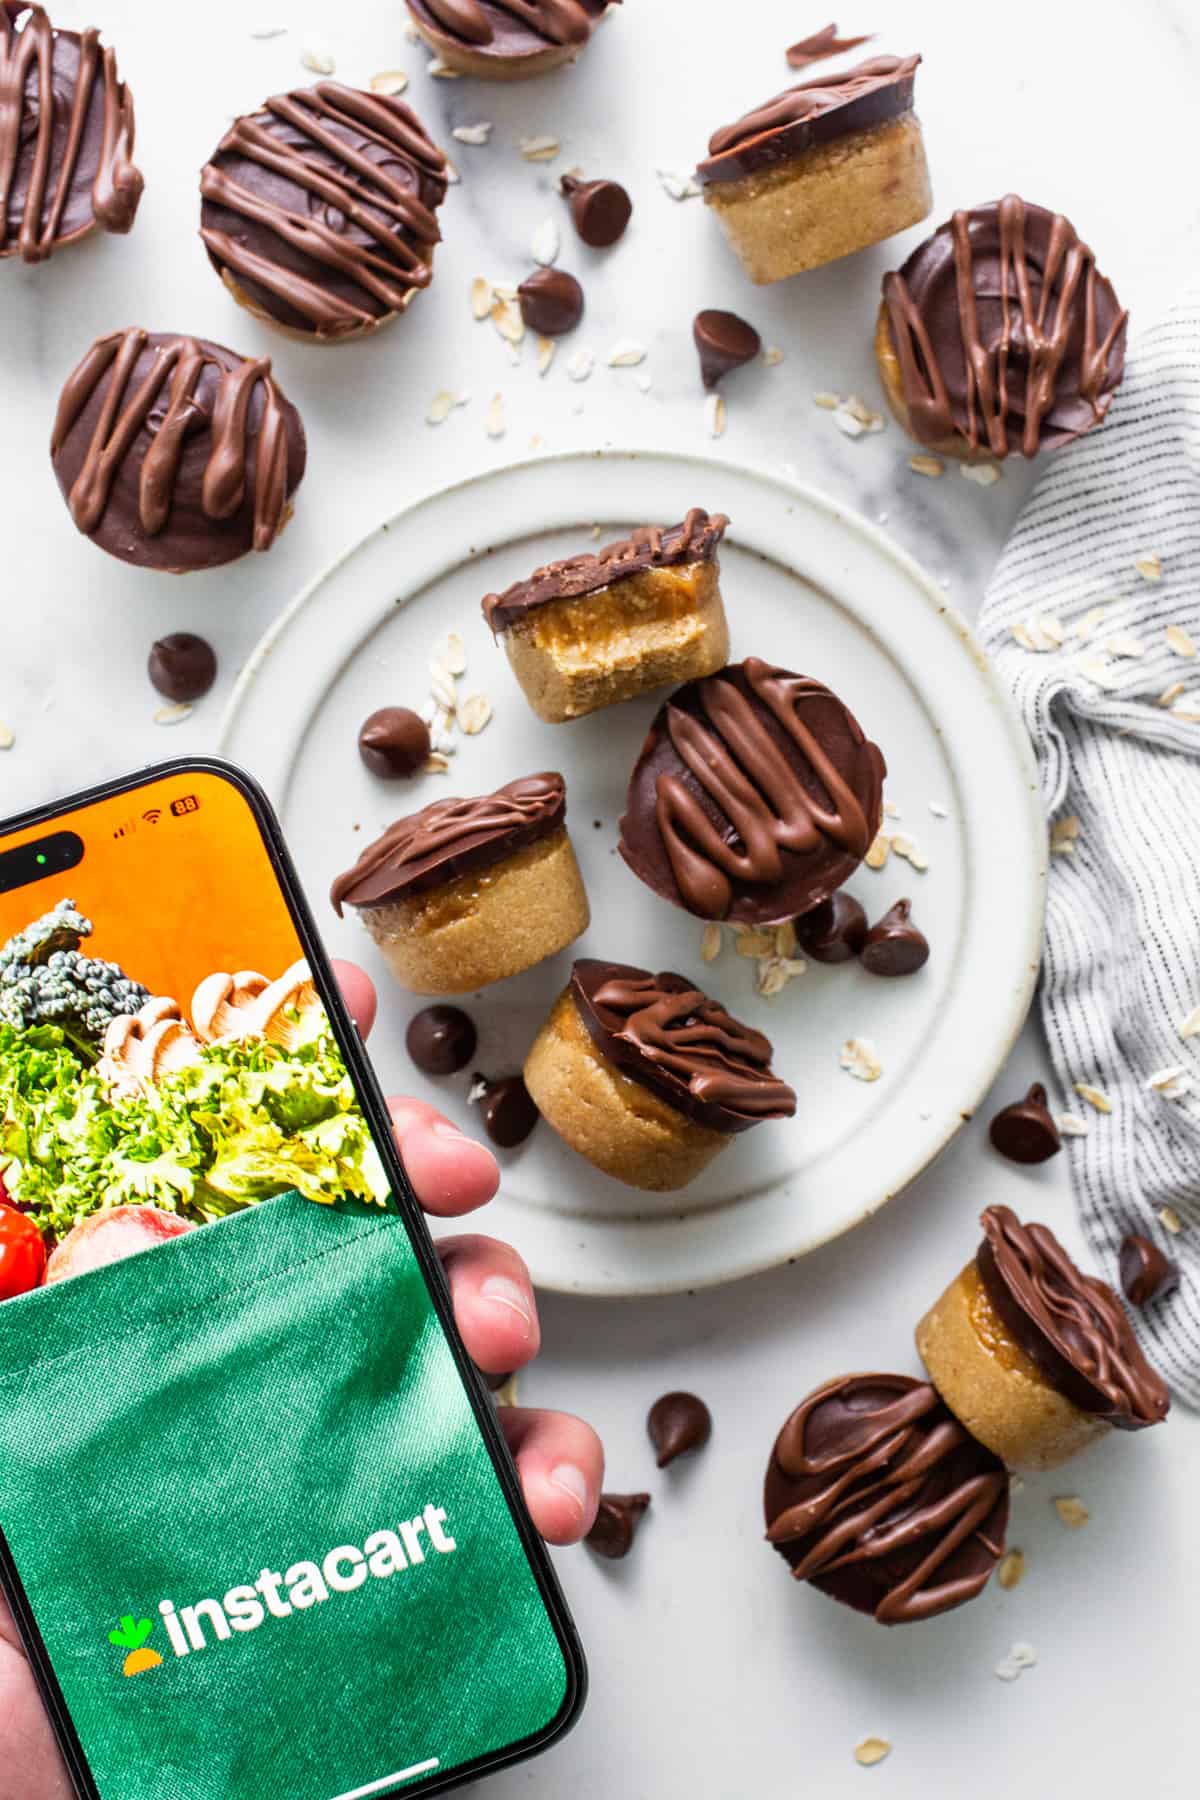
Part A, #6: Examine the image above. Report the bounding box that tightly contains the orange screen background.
[0,771,303,1009]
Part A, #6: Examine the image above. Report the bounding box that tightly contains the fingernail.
[549,1463,589,1514]
[480,1274,534,1334]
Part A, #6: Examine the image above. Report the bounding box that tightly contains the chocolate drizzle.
[200,83,448,340]
[408,0,611,56]
[572,957,796,1134]
[698,55,920,185]
[0,3,141,262]
[764,1373,1009,1625]
[50,330,306,571]
[331,772,566,913]
[483,509,728,632]
[977,1206,1169,1429]
[786,24,874,69]
[620,657,884,924]
[882,197,1128,457]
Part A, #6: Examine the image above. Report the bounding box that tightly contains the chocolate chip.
[517,267,584,336]
[988,1083,1062,1165]
[406,1005,477,1076]
[560,174,632,248]
[358,706,431,778]
[860,898,929,976]
[147,633,217,703]
[1119,1234,1178,1307]
[647,1391,711,1467]
[585,1493,650,1559]
[692,309,761,390]
[473,1073,539,1148]
[794,893,868,963]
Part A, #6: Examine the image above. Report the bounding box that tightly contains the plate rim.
[219,446,1046,1296]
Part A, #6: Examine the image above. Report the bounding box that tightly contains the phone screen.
[0,765,579,1800]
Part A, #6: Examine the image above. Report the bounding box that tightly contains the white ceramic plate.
[220,449,1045,1296]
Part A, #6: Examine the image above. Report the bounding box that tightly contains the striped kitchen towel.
[978,290,1200,1405]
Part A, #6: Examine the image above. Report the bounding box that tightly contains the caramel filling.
[962,1260,1045,1383]
[385,829,565,930]
[516,563,708,658]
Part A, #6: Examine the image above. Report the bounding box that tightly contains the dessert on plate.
[49,328,306,571]
[916,1205,1170,1471]
[696,55,930,284]
[764,1372,1010,1625]
[523,957,795,1192]
[199,83,448,343]
[0,2,142,263]
[331,773,589,994]
[620,657,885,924]
[403,0,618,81]
[877,196,1129,459]
[482,510,730,724]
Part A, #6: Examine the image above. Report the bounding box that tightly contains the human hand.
[0,959,602,1800]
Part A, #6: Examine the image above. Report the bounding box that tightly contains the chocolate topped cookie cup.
[765,1373,1010,1625]
[523,958,795,1191]
[916,1206,1170,1472]
[50,328,306,572]
[620,657,885,926]
[404,0,616,81]
[331,773,590,994]
[483,511,730,724]
[697,55,930,284]
[200,84,448,344]
[0,3,142,264]
[876,196,1128,459]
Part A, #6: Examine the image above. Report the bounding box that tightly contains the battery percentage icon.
[170,795,201,818]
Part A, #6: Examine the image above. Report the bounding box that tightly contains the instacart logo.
[109,1615,163,1678]
[108,1504,457,1679]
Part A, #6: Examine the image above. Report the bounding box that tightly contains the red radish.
[0,1205,48,1301]
[46,1206,194,1285]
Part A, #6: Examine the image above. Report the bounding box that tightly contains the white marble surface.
[2,1,1197,1794]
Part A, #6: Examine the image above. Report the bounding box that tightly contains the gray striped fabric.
[979,292,1200,1407]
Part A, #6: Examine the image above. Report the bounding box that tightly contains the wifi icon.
[142,808,163,826]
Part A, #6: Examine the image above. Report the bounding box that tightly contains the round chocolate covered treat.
[620,657,885,925]
[404,0,617,81]
[764,1373,1010,1625]
[331,773,590,995]
[358,707,431,778]
[877,196,1128,459]
[484,511,730,724]
[523,957,795,1192]
[200,84,448,343]
[0,3,142,264]
[697,56,930,284]
[50,329,306,572]
[561,173,631,247]
[916,1205,1170,1472]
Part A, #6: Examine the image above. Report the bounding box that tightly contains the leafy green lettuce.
[0,1024,389,1237]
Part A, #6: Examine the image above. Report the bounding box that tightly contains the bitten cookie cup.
[404,0,615,81]
[877,196,1129,461]
[49,329,306,573]
[764,1373,1010,1626]
[916,1206,1170,1473]
[697,55,930,284]
[619,657,885,926]
[0,3,143,265]
[330,773,589,996]
[199,84,448,345]
[483,511,730,724]
[523,958,795,1192]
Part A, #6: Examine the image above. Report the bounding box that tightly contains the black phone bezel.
[0,755,586,1800]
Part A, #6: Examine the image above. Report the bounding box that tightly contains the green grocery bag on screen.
[0,1192,580,1800]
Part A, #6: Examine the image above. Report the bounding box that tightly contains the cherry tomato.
[0,1201,47,1300]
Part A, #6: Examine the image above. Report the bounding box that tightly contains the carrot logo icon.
[109,1615,163,1677]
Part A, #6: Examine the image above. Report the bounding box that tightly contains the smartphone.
[0,759,584,1799]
